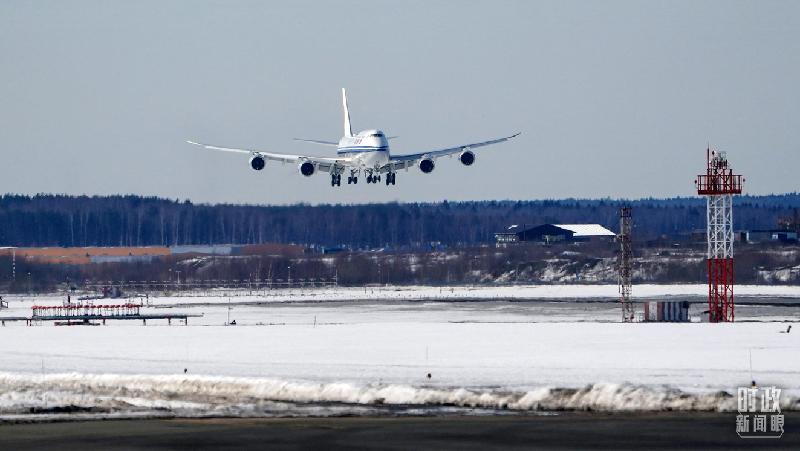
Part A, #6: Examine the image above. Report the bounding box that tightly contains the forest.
[0,193,798,249]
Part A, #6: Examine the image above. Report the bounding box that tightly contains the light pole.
[287,265,292,288]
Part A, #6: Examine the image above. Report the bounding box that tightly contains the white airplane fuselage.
[187,88,519,187]
[337,129,390,171]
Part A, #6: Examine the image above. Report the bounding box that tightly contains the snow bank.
[3,372,794,418]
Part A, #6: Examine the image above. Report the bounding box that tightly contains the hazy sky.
[1,1,798,205]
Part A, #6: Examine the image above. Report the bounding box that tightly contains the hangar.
[495,223,616,245]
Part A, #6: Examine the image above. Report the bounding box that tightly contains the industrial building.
[495,223,616,245]
[0,246,171,265]
[642,301,690,322]
[0,243,305,265]
[740,229,798,244]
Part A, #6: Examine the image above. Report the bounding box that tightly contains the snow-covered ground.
[155,283,800,303]
[7,283,800,307]
[0,286,798,419]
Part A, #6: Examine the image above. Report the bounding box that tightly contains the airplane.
[187,89,520,187]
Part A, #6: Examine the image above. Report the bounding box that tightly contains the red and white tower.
[695,148,743,322]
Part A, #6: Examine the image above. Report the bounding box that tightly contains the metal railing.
[81,278,338,297]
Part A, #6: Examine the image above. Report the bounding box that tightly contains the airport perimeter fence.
[81,278,339,298]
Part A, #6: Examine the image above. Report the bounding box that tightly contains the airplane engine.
[459,150,475,166]
[299,161,315,177]
[249,155,266,171]
[419,158,435,173]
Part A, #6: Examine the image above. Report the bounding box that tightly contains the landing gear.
[330,174,341,187]
[364,172,396,185]
[365,170,388,185]
[343,171,395,186]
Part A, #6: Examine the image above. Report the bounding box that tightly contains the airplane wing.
[381,132,520,172]
[186,140,353,172]
[293,138,339,147]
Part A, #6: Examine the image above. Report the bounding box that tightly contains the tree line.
[0,193,798,248]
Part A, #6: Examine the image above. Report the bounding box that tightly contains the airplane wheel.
[353,177,358,184]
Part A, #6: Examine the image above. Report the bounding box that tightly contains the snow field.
[1,286,798,416]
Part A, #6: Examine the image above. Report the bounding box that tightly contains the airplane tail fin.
[342,88,353,137]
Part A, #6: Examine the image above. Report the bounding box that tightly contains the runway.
[0,413,797,450]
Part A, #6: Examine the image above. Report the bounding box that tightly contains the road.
[0,413,797,450]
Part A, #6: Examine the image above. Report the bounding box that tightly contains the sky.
[0,0,798,205]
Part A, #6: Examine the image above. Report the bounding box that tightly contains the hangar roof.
[553,224,616,237]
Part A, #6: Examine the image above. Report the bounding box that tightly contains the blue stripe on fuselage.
[337,146,389,154]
